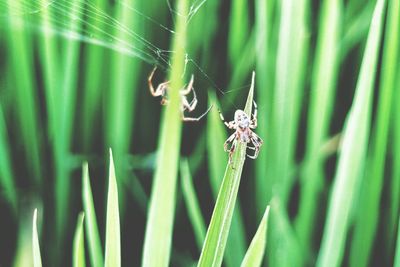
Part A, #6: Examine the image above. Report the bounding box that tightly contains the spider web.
[0,0,238,95]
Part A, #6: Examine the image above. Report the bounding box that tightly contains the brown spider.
[148,67,212,121]
[219,100,263,164]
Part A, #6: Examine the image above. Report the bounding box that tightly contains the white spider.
[148,67,212,121]
[219,100,263,164]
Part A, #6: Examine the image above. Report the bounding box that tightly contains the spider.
[219,100,263,164]
[148,67,212,121]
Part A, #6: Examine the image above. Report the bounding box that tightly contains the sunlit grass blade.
[105,150,121,267]
[82,163,104,267]
[316,0,387,266]
[32,209,42,267]
[240,206,270,267]
[141,0,187,265]
[14,215,34,267]
[349,0,398,266]
[295,0,341,250]
[197,72,255,267]
[206,92,246,267]
[73,212,85,267]
[180,159,206,251]
[0,106,17,210]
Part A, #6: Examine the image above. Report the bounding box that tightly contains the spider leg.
[218,110,236,129]
[181,104,213,122]
[180,74,194,95]
[228,139,237,165]
[224,132,236,152]
[250,100,258,129]
[246,132,263,159]
[148,67,170,99]
[183,87,198,112]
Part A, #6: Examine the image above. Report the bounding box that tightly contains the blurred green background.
[0,0,399,266]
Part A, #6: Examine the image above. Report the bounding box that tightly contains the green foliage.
[0,0,398,266]
[32,209,42,267]
[105,150,121,267]
[180,159,206,251]
[82,163,104,267]
[317,0,386,266]
[73,213,86,267]
[197,72,255,267]
[240,206,270,267]
[141,0,187,266]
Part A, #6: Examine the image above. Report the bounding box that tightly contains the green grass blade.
[207,93,228,192]
[240,206,270,267]
[227,0,249,64]
[6,0,42,183]
[55,0,85,243]
[349,0,399,266]
[206,92,246,267]
[295,0,341,250]
[266,0,310,204]
[82,163,104,267]
[389,66,400,256]
[13,211,34,267]
[105,0,140,154]
[141,0,187,265]
[395,217,400,267]
[267,199,304,267]
[180,159,206,251]
[32,209,42,267]
[81,0,108,150]
[316,0,387,266]
[105,149,121,267]
[254,0,274,217]
[0,105,17,210]
[197,72,255,267]
[73,212,86,267]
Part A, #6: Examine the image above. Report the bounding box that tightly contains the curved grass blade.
[316,0,387,266]
[241,206,270,267]
[206,92,246,267]
[105,149,121,267]
[82,162,104,267]
[73,212,85,267]
[180,159,206,251]
[141,0,188,265]
[32,209,42,267]
[349,0,399,266]
[197,71,255,267]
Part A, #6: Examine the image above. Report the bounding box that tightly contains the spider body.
[219,101,263,164]
[148,67,212,121]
